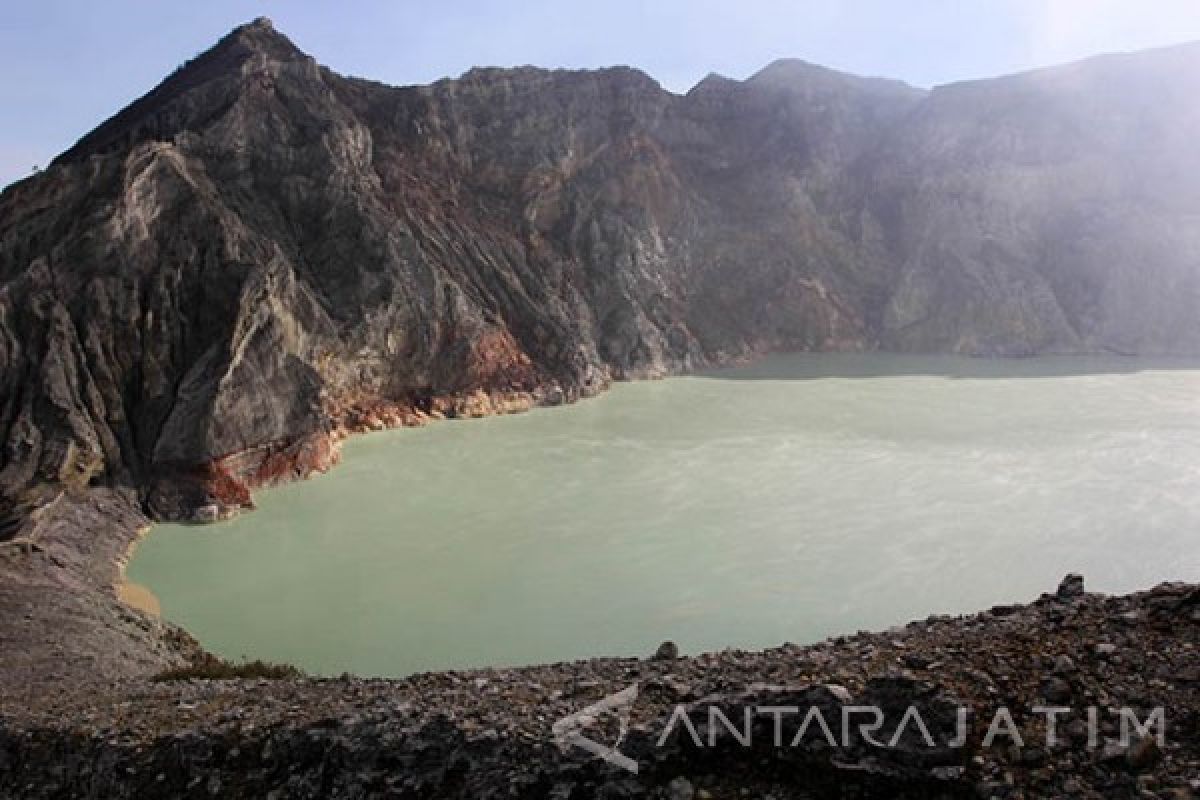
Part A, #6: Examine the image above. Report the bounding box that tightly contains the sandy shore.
[114,523,162,616]
[116,579,162,616]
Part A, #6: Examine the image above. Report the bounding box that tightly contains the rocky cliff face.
[872,46,1200,354]
[2,19,1199,519]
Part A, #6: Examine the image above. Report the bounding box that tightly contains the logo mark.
[552,683,639,773]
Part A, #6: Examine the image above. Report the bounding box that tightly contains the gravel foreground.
[0,491,1197,799]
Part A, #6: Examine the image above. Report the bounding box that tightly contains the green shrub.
[153,652,303,682]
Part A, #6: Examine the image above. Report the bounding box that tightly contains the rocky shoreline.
[144,383,578,523]
[0,486,1196,798]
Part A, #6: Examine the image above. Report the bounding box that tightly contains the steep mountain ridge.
[2,18,1199,520]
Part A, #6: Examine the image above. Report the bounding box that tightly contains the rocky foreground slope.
[3,19,1200,521]
[1,497,1196,799]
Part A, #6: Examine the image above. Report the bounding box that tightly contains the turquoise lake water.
[127,354,1200,676]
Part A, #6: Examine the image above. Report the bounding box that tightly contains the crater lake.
[126,354,1200,676]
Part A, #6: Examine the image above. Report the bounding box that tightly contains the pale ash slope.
[1,19,1199,520]
[873,45,1200,353]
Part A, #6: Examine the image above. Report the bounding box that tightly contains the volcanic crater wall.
[2,19,1200,518]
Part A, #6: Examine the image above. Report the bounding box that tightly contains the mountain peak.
[53,19,306,165]
[221,16,303,61]
[686,71,736,95]
[748,58,847,87]
[747,58,923,99]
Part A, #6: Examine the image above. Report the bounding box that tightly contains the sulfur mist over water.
[127,354,1200,676]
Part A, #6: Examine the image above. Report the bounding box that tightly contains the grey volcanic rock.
[871,45,1200,355]
[2,20,1200,513]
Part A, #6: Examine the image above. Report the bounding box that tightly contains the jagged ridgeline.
[2,18,1200,518]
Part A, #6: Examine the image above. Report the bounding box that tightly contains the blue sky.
[3,0,1200,188]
